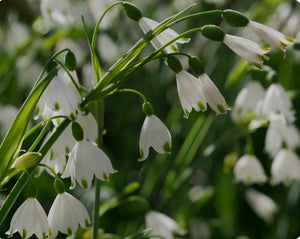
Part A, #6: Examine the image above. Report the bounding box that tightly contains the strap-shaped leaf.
[0,71,55,186]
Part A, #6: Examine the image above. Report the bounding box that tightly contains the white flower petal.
[48,192,90,238]
[139,115,172,161]
[223,34,270,69]
[234,154,267,184]
[9,198,49,239]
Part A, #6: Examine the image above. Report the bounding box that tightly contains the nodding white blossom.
[76,113,98,143]
[231,81,265,125]
[139,114,172,161]
[223,34,270,69]
[145,211,185,239]
[271,149,300,185]
[198,73,230,115]
[176,70,207,118]
[38,125,76,176]
[48,192,90,238]
[36,76,81,122]
[261,83,295,123]
[62,140,117,190]
[247,20,294,57]
[245,189,277,224]
[138,17,190,53]
[40,0,76,28]
[7,198,49,239]
[265,115,300,157]
[234,154,267,185]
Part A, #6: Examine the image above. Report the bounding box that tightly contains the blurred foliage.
[0,0,300,238]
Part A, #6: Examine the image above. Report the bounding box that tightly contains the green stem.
[109,88,148,102]
[92,99,104,239]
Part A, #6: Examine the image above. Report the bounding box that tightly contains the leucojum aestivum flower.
[0,1,299,238]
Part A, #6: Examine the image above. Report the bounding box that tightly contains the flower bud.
[188,56,205,76]
[222,9,249,27]
[142,102,154,116]
[54,178,65,194]
[201,25,225,41]
[167,56,182,73]
[72,122,84,141]
[65,51,77,71]
[123,2,142,21]
[12,152,41,169]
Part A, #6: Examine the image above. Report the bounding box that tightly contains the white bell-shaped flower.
[176,70,207,118]
[146,211,185,239]
[261,83,295,123]
[271,149,300,185]
[223,34,270,69]
[265,115,300,157]
[234,154,267,185]
[76,113,98,143]
[48,192,90,238]
[198,73,230,115]
[138,17,189,53]
[36,75,81,121]
[7,198,49,239]
[245,189,277,224]
[62,140,117,190]
[231,81,265,125]
[139,114,172,161]
[37,125,76,176]
[247,20,294,57]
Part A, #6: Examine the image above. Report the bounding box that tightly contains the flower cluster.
[232,81,300,186]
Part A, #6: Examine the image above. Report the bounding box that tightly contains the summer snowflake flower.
[76,113,98,143]
[247,20,294,57]
[223,34,270,69]
[7,198,49,239]
[234,154,267,185]
[146,211,184,239]
[36,75,81,122]
[176,70,207,118]
[198,73,230,115]
[245,189,277,224]
[261,83,295,123]
[62,140,117,190]
[271,149,300,185]
[231,81,265,125]
[139,114,172,161]
[138,17,189,53]
[265,115,300,157]
[48,192,90,237]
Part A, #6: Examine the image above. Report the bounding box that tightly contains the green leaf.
[0,70,55,186]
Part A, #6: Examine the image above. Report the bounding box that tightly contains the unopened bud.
[65,51,77,71]
[12,152,41,169]
[201,25,225,41]
[167,56,182,73]
[142,102,154,116]
[222,9,249,27]
[54,178,65,194]
[189,56,205,76]
[123,2,142,21]
[72,122,84,141]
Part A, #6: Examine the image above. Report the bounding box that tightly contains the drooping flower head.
[231,81,265,125]
[48,192,90,237]
[261,83,295,123]
[245,189,277,224]
[62,139,117,190]
[139,102,172,161]
[234,154,267,185]
[7,198,49,239]
[146,211,185,239]
[271,149,300,185]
